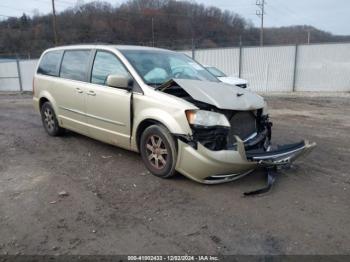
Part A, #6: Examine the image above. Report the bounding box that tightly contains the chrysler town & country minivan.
[33,45,315,188]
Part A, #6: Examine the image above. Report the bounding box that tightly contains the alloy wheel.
[146,135,168,169]
[43,107,55,132]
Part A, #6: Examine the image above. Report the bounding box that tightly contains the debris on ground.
[58,191,69,197]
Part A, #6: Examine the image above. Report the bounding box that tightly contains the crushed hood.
[160,79,265,110]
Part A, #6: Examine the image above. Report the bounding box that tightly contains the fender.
[37,90,59,116]
[132,107,193,151]
[134,108,191,134]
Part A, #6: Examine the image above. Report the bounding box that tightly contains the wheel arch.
[135,119,166,151]
[132,107,192,152]
[39,97,49,110]
[37,91,59,115]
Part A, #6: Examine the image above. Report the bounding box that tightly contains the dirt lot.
[0,93,349,255]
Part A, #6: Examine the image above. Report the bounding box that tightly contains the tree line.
[0,0,349,58]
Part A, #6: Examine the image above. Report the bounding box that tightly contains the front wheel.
[140,125,177,178]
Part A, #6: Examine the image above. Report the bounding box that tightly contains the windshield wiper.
[154,79,177,91]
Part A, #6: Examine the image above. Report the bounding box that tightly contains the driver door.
[85,50,132,149]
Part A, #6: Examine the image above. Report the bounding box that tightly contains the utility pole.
[51,0,58,45]
[307,29,311,44]
[256,0,265,46]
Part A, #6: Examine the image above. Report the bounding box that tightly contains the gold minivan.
[33,45,315,192]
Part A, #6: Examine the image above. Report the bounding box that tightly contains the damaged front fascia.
[178,125,231,151]
[159,79,271,152]
[158,80,315,196]
[174,118,271,153]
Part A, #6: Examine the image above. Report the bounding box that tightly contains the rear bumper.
[175,138,316,184]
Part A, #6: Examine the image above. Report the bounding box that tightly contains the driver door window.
[91,51,128,85]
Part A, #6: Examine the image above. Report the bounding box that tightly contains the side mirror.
[106,74,133,90]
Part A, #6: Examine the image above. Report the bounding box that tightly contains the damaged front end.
[158,79,316,193]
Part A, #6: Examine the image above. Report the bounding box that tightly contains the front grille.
[228,111,257,143]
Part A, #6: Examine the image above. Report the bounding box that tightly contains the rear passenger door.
[85,50,132,149]
[54,49,92,135]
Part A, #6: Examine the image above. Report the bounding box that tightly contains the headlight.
[185,110,230,127]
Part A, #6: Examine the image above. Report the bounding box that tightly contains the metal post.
[292,44,299,92]
[151,17,155,47]
[191,38,195,60]
[16,58,23,92]
[238,37,243,78]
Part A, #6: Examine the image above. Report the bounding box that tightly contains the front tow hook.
[243,166,278,196]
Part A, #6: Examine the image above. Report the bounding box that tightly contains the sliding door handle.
[76,88,83,94]
[87,90,96,96]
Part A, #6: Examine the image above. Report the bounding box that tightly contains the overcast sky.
[0,0,349,35]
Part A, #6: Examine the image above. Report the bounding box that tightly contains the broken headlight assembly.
[185,110,230,127]
[184,109,272,152]
[185,110,231,151]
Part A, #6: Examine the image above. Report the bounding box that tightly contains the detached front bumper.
[175,138,316,184]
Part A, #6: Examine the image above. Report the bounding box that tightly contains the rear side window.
[37,51,63,76]
[91,51,129,85]
[60,50,91,81]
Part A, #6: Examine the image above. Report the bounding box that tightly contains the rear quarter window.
[37,50,63,76]
[60,50,91,81]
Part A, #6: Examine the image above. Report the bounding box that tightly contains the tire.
[40,101,65,136]
[140,124,177,178]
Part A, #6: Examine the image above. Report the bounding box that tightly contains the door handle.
[87,90,96,96]
[76,88,83,94]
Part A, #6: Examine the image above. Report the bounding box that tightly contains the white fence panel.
[19,60,38,91]
[195,47,240,77]
[0,61,20,91]
[295,43,350,91]
[241,45,295,92]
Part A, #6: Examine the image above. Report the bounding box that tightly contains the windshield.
[206,66,227,77]
[120,49,219,86]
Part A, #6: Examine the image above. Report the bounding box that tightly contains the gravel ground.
[0,93,349,255]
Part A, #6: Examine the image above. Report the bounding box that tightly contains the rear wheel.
[140,125,177,178]
[40,102,65,136]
